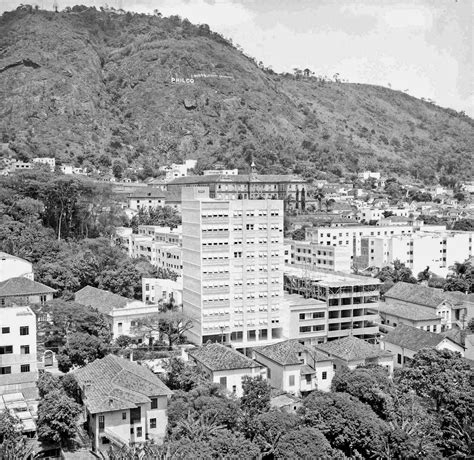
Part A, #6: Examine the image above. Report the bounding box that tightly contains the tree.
[132,302,193,349]
[396,348,473,456]
[291,227,306,241]
[115,335,133,348]
[130,206,181,231]
[377,260,417,285]
[275,427,335,459]
[57,332,109,372]
[240,375,271,416]
[61,373,80,401]
[444,261,473,293]
[164,358,208,392]
[300,391,388,458]
[331,365,395,419]
[452,219,474,231]
[0,411,32,460]
[37,389,81,446]
[37,371,61,398]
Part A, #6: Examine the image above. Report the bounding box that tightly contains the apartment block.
[284,266,380,341]
[0,306,38,395]
[182,187,285,349]
[306,224,447,261]
[128,226,183,275]
[289,240,352,272]
[359,231,473,276]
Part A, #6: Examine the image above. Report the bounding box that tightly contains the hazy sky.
[2,0,473,116]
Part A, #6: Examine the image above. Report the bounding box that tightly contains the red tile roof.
[188,343,261,371]
[73,355,172,414]
[0,277,55,297]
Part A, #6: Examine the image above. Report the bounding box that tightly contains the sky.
[2,0,473,116]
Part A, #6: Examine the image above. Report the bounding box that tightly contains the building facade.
[182,188,285,349]
[0,253,34,282]
[284,267,380,341]
[0,306,38,395]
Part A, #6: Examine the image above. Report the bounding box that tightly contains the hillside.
[1,6,473,183]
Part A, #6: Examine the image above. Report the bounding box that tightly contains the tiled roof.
[382,324,451,352]
[74,286,129,314]
[128,187,166,199]
[72,355,172,414]
[255,339,331,366]
[168,174,306,185]
[385,282,445,308]
[314,336,392,361]
[0,277,55,297]
[377,300,440,321]
[187,343,261,371]
[385,282,474,309]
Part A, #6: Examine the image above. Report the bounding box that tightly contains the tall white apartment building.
[361,231,473,276]
[0,306,38,395]
[182,188,285,350]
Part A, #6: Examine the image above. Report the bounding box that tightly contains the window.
[21,364,30,373]
[312,312,324,319]
[219,376,227,388]
[136,427,142,438]
[117,323,123,333]
[1,327,10,334]
[98,415,105,432]
[20,345,30,355]
[289,375,295,386]
[122,412,127,420]
[0,346,13,354]
[397,354,402,364]
[130,428,134,435]
[0,367,11,375]
[299,313,305,320]
[267,368,271,379]
[305,374,311,383]
[322,371,327,380]
[20,326,29,336]
[151,398,158,409]
[150,418,156,429]
[232,385,237,394]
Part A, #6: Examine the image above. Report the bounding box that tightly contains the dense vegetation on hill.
[1,6,473,183]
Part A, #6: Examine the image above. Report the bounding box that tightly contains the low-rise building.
[73,355,173,452]
[203,169,239,176]
[0,306,38,396]
[384,282,474,330]
[314,335,394,375]
[186,343,265,397]
[253,340,334,396]
[142,277,183,305]
[0,278,55,307]
[0,253,34,282]
[372,300,442,333]
[289,240,352,273]
[75,286,159,339]
[128,188,166,211]
[283,294,327,345]
[380,324,465,367]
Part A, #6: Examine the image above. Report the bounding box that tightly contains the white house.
[142,277,183,305]
[252,339,334,396]
[32,157,55,171]
[128,188,166,211]
[186,342,265,397]
[380,323,465,367]
[314,335,394,376]
[0,252,34,282]
[73,355,173,453]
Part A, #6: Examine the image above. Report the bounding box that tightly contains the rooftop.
[0,277,55,298]
[168,174,307,185]
[314,336,392,361]
[376,300,440,322]
[382,324,456,352]
[255,339,330,366]
[284,265,381,287]
[187,343,261,371]
[128,187,166,199]
[385,282,474,309]
[73,354,172,414]
[74,286,129,314]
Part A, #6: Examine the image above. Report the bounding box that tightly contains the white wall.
[0,256,34,282]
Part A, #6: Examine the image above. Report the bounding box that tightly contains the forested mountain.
[1,6,473,183]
